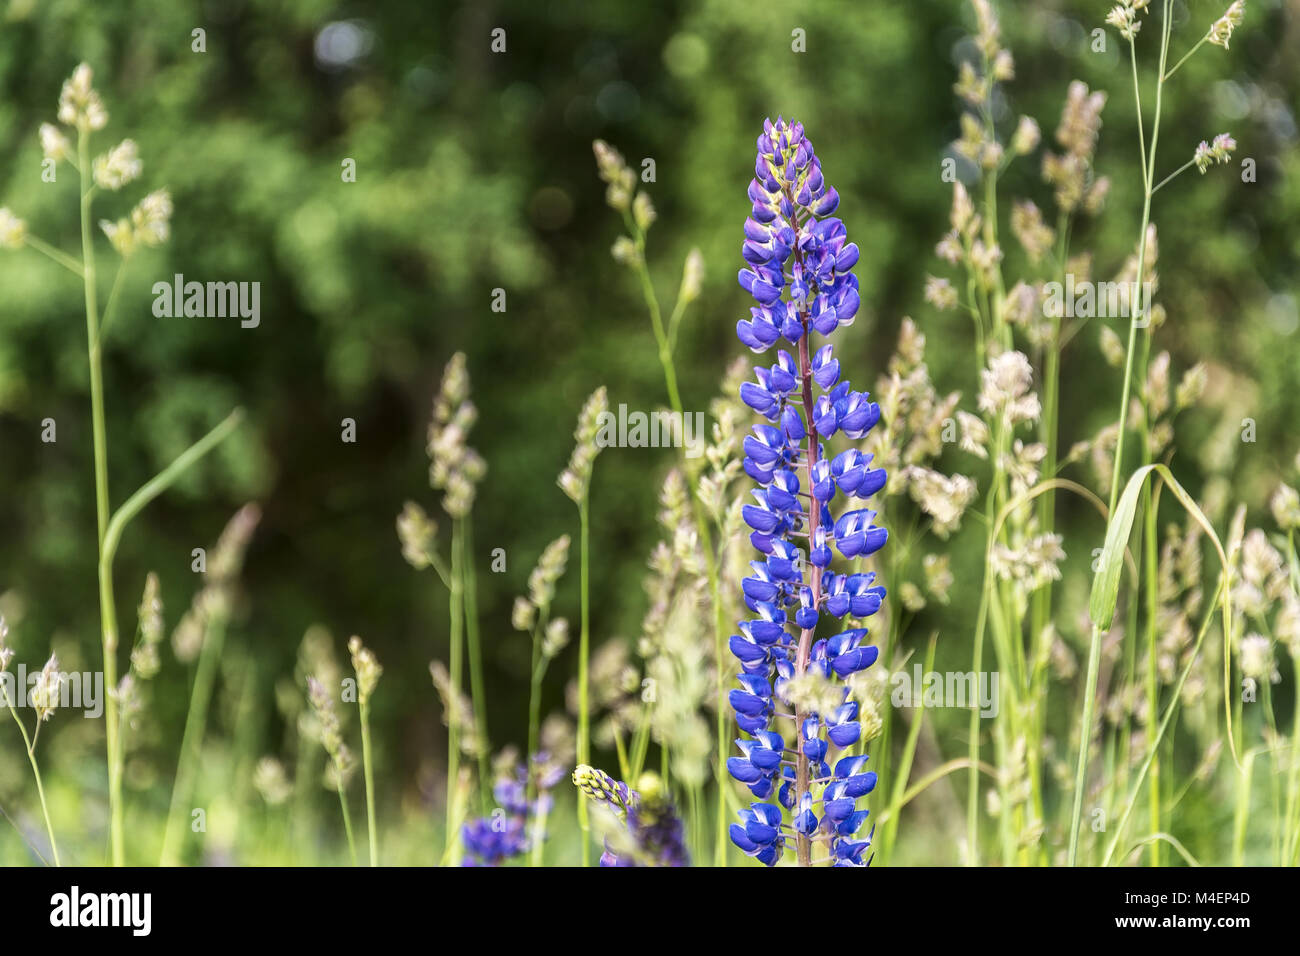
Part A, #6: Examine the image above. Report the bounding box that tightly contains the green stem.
[336,780,358,866]
[79,127,120,866]
[4,693,61,865]
[445,519,465,865]
[360,697,378,865]
[576,498,591,866]
[461,516,491,808]
[1068,0,1171,867]
[159,614,227,865]
[22,234,84,277]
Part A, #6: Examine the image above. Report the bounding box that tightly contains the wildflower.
[463,754,566,866]
[0,208,26,249]
[1239,633,1277,683]
[396,500,437,569]
[978,350,1041,426]
[1270,483,1300,531]
[904,466,978,538]
[593,140,637,212]
[1106,4,1141,41]
[348,636,382,704]
[306,676,353,780]
[1010,201,1054,264]
[732,119,884,866]
[30,654,64,722]
[130,572,165,679]
[1043,81,1106,214]
[1195,134,1236,173]
[574,767,687,866]
[1010,115,1040,156]
[924,275,958,311]
[558,387,608,503]
[1208,1,1246,49]
[427,353,487,518]
[92,139,142,191]
[253,757,293,805]
[57,63,108,131]
[39,123,71,163]
[992,533,1066,592]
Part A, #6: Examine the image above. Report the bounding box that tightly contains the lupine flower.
[730,118,884,867]
[573,766,688,866]
[462,753,566,866]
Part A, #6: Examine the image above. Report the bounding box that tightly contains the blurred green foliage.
[0,0,1296,861]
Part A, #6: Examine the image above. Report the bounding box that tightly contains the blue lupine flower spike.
[729,118,886,868]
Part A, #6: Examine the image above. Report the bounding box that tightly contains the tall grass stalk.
[444,519,465,865]
[576,497,591,866]
[1068,3,1172,867]
[3,690,61,865]
[359,694,378,866]
[462,516,491,806]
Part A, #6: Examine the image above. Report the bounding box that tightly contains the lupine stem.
[793,330,822,869]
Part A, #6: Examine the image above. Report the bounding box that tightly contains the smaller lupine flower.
[558,386,609,503]
[348,636,382,704]
[0,208,26,249]
[92,139,142,191]
[1208,1,1246,49]
[1194,133,1237,173]
[58,63,107,131]
[461,815,528,866]
[396,500,438,569]
[30,654,65,722]
[39,123,71,163]
[572,763,635,816]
